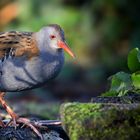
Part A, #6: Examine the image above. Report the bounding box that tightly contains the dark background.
[0,0,140,119]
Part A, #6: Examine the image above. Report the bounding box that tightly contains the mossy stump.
[60,100,140,140]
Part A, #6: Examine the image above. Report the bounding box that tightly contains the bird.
[0,24,75,139]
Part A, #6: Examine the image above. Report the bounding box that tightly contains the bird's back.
[0,31,39,59]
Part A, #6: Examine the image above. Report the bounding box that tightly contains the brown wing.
[0,31,39,60]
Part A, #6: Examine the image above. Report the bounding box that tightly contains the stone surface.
[60,101,140,140]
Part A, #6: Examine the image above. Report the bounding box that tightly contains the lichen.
[60,103,140,140]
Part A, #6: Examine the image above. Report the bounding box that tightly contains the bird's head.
[41,24,75,58]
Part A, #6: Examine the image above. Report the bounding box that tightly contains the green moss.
[60,103,102,140]
[60,103,140,140]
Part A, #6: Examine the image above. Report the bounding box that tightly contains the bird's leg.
[0,92,18,126]
[0,92,43,140]
[0,92,18,127]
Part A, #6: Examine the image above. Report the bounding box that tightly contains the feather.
[0,31,39,61]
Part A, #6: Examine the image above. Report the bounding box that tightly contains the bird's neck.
[35,31,64,60]
[34,32,64,81]
[35,31,56,53]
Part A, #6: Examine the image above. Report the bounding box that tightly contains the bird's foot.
[7,117,44,140]
[0,92,44,139]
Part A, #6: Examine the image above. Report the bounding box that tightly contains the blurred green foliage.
[128,48,140,72]
[103,48,140,96]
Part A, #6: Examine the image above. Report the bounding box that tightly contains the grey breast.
[0,50,64,92]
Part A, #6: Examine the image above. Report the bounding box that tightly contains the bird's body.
[0,25,65,91]
[0,24,75,140]
[0,49,64,91]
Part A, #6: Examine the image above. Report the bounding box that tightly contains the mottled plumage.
[0,31,39,60]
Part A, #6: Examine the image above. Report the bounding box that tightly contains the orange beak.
[57,41,75,58]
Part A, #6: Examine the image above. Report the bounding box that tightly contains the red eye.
[50,35,56,39]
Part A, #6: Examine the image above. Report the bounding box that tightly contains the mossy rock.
[60,102,140,140]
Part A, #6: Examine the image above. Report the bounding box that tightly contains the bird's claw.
[7,117,44,140]
[0,93,44,139]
